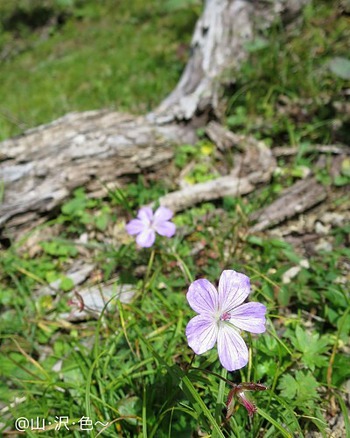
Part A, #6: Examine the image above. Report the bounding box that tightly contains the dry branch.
[273,144,350,157]
[205,121,245,151]
[159,138,276,212]
[249,177,327,232]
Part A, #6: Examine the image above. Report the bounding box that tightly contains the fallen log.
[0,0,310,238]
[0,111,194,234]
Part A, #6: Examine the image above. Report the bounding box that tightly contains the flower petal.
[217,324,248,371]
[154,206,173,222]
[154,221,176,237]
[136,228,156,248]
[229,302,267,334]
[187,279,219,314]
[125,219,145,235]
[137,206,153,224]
[218,270,251,313]
[186,314,218,355]
[237,391,257,417]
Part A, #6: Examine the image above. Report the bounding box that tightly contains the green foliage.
[41,240,78,258]
[123,176,169,209]
[286,326,329,371]
[225,0,350,145]
[1,0,349,436]
[59,187,112,233]
[0,0,197,140]
[174,141,218,184]
[278,371,320,407]
[165,0,201,12]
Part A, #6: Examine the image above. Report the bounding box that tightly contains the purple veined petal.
[229,302,267,334]
[125,219,146,235]
[136,228,156,248]
[187,279,219,315]
[217,323,249,371]
[153,206,173,222]
[186,314,218,355]
[154,221,176,237]
[137,206,153,224]
[218,270,251,313]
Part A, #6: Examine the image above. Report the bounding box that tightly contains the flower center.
[220,312,231,321]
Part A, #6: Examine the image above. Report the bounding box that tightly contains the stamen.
[220,312,231,321]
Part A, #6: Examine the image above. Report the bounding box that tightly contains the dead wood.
[205,121,245,151]
[273,144,350,157]
[151,0,310,123]
[0,111,195,235]
[249,177,328,232]
[0,0,310,238]
[61,283,135,322]
[37,261,96,296]
[158,138,276,212]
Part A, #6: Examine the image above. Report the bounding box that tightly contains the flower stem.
[141,248,155,301]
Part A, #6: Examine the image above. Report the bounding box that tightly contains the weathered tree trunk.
[0,0,309,238]
[151,0,310,123]
[0,111,195,234]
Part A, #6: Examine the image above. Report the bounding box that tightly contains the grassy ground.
[0,0,198,140]
[1,0,350,437]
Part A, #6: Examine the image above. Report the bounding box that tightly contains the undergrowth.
[0,0,349,436]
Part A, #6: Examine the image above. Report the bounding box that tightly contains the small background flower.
[185,270,266,371]
[126,206,176,248]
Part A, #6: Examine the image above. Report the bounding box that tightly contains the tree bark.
[151,0,310,123]
[249,177,328,232]
[0,0,310,238]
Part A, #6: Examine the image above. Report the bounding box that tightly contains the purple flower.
[185,270,266,371]
[125,206,176,248]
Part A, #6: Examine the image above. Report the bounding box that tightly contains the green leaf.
[137,332,225,438]
[95,212,110,231]
[292,326,329,371]
[257,407,293,438]
[60,276,74,292]
[334,175,350,186]
[278,371,319,405]
[61,195,87,216]
[41,241,78,258]
[278,374,297,400]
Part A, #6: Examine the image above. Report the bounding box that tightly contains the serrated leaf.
[292,326,329,371]
[294,371,319,402]
[278,374,297,400]
[278,371,319,405]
